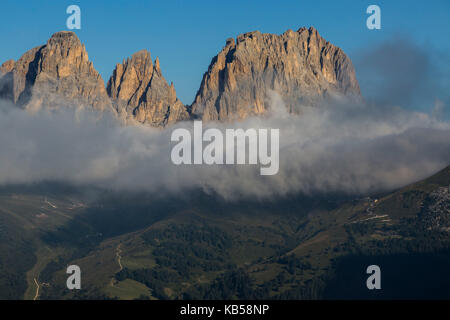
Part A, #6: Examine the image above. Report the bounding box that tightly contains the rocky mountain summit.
[0,31,111,111]
[191,27,361,121]
[1,27,361,126]
[107,50,189,127]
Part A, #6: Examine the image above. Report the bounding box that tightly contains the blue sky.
[0,0,449,105]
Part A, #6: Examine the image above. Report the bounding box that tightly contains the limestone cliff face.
[107,50,189,127]
[191,27,361,121]
[0,31,111,111]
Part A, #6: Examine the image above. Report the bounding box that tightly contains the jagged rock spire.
[107,50,189,127]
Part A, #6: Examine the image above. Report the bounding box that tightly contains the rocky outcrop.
[0,60,15,101]
[191,27,361,121]
[0,60,14,74]
[0,31,111,111]
[107,50,189,127]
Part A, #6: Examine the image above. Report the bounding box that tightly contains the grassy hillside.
[0,166,448,299]
[0,186,89,299]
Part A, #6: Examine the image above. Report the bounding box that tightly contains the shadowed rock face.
[107,50,189,127]
[191,27,361,121]
[0,31,111,111]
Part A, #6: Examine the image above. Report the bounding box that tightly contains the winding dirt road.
[33,278,40,301]
[116,244,123,271]
[110,243,124,287]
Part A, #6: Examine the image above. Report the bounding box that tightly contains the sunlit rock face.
[107,50,189,127]
[191,27,361,121]
[0,31,112,111]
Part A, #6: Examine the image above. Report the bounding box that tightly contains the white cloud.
[0,93,448,200]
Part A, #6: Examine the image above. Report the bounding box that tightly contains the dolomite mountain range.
[0,27,361,127]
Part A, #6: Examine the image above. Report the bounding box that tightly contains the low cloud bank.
[0,94,448,200]
[0,37,449,200]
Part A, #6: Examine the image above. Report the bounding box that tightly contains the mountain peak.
[191,26,361,121]
[47,31,81,47]
[0,31,110,110]
[107,51,189,127]
[131,49,151,60]
[2,26,361,127]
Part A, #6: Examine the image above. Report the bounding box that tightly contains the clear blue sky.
[0,0,449,105]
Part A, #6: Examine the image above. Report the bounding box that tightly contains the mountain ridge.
[192,27,361,121]
[0,27,361,126]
